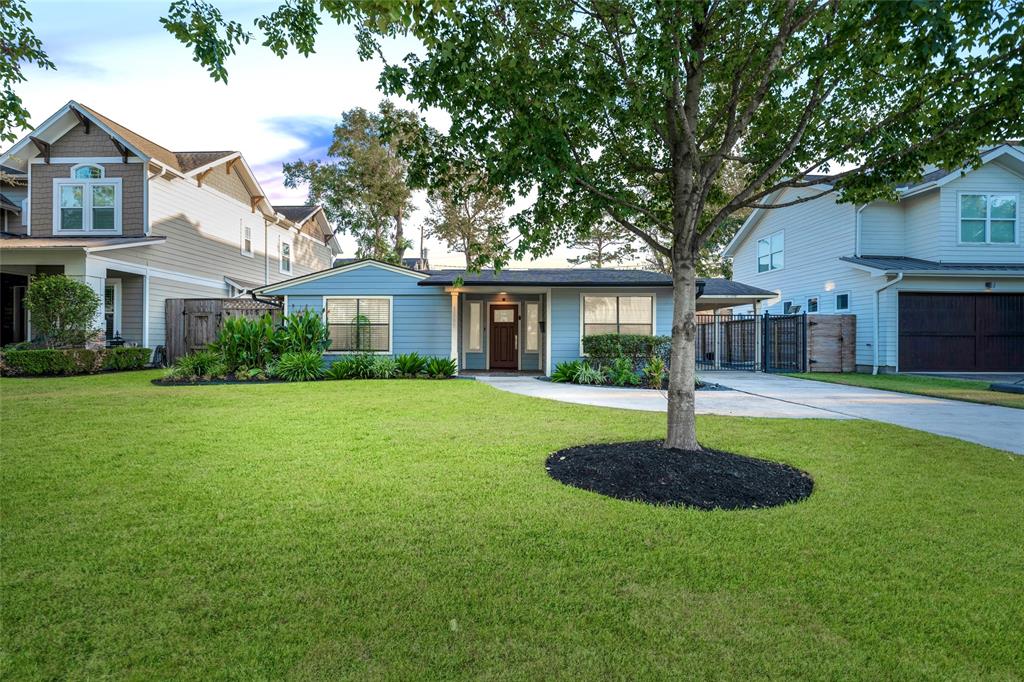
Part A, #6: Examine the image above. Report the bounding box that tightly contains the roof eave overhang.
[1,101,152,171]
[253,258,429,294]
[424,281,675,289]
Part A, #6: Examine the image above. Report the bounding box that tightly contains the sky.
[15,0,587,267]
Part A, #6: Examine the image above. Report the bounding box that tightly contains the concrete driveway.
[474,373,1023,454]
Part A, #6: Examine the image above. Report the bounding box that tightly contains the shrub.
[394,352,428,377]
[23,274,101,348]
[167,350,224,381]
[582,334,671,369]
[346,350,378,376]
[550,360,582,383]
[573,362,606,385]
[642,356,667,389]
[325,356,355,380]
[0,348,103,376]
[100,347,151,371]
[425,356,457,379]
[210,314,275,371]
[274,310,330,354]
[370,356,398,379]
[275,350,325,381]
[607,356,640,386]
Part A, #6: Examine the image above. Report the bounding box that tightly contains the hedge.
[582,333,672,368]
[0,347,152,376]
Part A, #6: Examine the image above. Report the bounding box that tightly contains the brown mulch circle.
[546,440,813,510]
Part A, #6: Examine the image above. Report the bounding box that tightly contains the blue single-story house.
[252,259,775,374]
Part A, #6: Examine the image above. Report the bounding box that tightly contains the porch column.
[450,290,459,373]
[65,255,107,347]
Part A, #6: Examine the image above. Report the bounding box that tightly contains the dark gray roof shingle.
[841,256,1024,273]
[418,267,775,297]
[174,151,237,173]
[274,205,319,223]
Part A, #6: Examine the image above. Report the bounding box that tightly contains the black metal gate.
[694,313,806,372]
[762,313,807,372]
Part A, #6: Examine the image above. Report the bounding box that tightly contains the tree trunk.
[394,212,405,261]
[665,257,701,451]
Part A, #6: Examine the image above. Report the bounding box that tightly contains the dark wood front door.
[489,305,518,369]
[899,293,1024,371]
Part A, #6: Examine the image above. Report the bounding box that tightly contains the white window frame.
[525,301,540,352]
[322,295,393,354]
[834,291,851,311]
[466,300,482,352]
[279,238,292,274]
[241,222,253,257]
[578,293,657,354]
[957,192,1019,245]
[104,278,122,340]
[756,230,784,273]
[806,296,819,313]
[52,169,123,235]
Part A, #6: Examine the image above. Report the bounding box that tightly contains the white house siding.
[859,201,904,255]
[135,176,331,285]
[146,275,228,349]
[731,188,893,368]
[902,191,940,260]
[934,162,1024,263]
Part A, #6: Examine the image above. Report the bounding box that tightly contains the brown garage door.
[899,293,1024,371]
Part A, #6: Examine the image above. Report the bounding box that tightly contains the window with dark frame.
[325,298,391,352]
[582,295,653,337]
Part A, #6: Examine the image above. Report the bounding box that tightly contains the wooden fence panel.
[807,314,856,372]
[164,298,281,364]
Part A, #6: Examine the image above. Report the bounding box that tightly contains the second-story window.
[280,239,292,274]
[55,165,121,234]
[960,193,1017,244]
[241,223,253,256]
[757,231,784,272]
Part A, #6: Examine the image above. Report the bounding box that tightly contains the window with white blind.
[467,300,482,351]
[582,295,654,337]
[324,297,392,352]
[525,301,540,352]
[241,223,253,256]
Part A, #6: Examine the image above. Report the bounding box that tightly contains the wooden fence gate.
[164,298,281,364]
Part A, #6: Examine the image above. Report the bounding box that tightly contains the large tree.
[282,102,425,262]
[424,173,508,270]
[165,0,1024,451]
[567,222,638,268]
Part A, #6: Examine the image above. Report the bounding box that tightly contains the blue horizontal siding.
[550,288,673,369]
[278,263,451,358]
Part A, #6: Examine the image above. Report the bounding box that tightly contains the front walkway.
[471,376,849,419]
[474,373,1023,454]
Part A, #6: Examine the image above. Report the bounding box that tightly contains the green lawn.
[2,372,1022,680]
[786,372,1024,409]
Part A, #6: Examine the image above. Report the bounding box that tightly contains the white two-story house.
[724,143,1024,373]
[0,101,341,351]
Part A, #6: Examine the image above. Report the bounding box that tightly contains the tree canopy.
[283,102,426,262]
[164,0,1024,450]
[1,0,54,143]
[424,169,508,270]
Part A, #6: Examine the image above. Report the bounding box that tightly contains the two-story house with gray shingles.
[0,101,341,350]
[723,143,1024,373]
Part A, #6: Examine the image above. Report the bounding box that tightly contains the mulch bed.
[151,377,290,386]
[546,440,813,510]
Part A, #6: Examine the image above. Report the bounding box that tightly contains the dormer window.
[73,165,103,179]
[960,193,1017,244]
[54,165,122,234]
